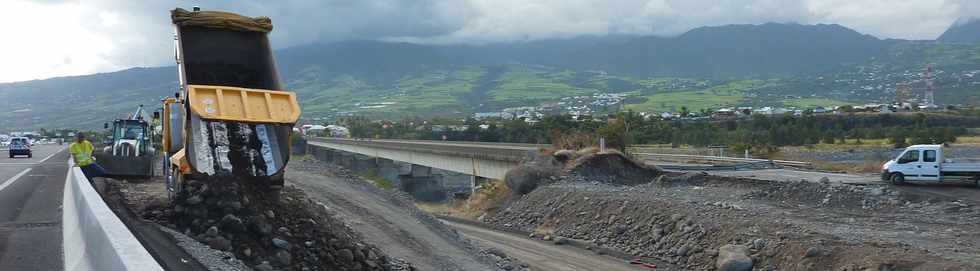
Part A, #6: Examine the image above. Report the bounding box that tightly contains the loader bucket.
[94,152,155,178]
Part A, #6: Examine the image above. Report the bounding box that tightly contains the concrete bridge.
[306,138,543,180]
[305,138,546,200]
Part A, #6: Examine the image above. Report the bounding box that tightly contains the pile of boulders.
[744,179,904,210]
[171,178,411,271]
[504,149,662,195]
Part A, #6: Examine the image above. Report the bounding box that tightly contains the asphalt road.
[0,145,68,271]
[441,220,656,271]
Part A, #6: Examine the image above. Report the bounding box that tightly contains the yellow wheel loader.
[163,7,301,204]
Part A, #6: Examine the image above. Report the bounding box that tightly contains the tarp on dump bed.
[171,8,272,33]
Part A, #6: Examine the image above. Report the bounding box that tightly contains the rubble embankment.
[480,149,979,270]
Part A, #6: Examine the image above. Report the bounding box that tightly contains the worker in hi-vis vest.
[69,132,106,182]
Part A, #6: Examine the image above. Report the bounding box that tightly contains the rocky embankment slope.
[483,150,979,270]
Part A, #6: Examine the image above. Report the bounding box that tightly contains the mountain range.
[1,21,979,131]
[938,18,980,43]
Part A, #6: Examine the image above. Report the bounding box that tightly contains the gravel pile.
[505,149,662,195]
[159,179,411,271]
[743,178,905,210]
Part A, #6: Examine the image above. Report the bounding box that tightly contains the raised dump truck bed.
[166,8,300,198]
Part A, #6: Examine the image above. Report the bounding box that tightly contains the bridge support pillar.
[471,176,490,196]
[351,154,378,175]
[410,165,432,178]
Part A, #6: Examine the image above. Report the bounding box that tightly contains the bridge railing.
[633,152,813,168]
[309,137,536,162]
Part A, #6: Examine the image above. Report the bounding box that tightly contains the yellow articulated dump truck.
[163,7,300,204]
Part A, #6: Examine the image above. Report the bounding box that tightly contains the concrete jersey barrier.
[63,161,163,271]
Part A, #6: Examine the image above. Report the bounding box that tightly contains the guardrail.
[634,152,813,168]
[63,162,163,271]
[656,160,782,171]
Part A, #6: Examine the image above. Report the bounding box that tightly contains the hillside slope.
[0,67,173,130]
[938,18,980,43]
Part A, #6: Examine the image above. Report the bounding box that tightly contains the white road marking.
[37,148,65,164]
[0,168,33,192]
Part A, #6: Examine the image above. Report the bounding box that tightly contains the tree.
[597,117,629,151]
[890,132,908,149]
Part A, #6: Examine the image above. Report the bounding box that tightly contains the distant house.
[753,107,790,115]
[879,105,895,113]
[812,107,829,114]
[851,104,882,112]
[325,125,350,138]
[712,108,736,119]
[301,124,327,135]
[753,107,773,115]
[473,112,514,120]
[736,107,753,116]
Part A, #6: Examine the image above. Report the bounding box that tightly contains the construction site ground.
[105,157,525,271]
[285,158,521,271]
[104,149,980,271]
[476,171,980,270]
[440,218,652,271]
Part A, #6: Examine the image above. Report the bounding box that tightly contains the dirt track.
[442,219,648,271]
[286,159,499,271]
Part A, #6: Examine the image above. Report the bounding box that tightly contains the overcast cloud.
[0,0,977,83]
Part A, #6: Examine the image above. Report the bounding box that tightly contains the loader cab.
[108,119,151,156]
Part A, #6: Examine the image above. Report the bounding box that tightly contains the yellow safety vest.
[69,140,95,166]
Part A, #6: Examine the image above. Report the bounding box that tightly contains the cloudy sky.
[1,0,977,83]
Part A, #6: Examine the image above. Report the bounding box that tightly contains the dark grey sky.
[2,0,977,83]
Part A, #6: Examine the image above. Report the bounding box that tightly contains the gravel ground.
[158,225,252,271]
[288,158,529,271]
[484,172,980,270]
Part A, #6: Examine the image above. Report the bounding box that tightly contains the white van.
[881,144,980,187]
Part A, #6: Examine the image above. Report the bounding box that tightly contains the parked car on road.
[8,137,32,158]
